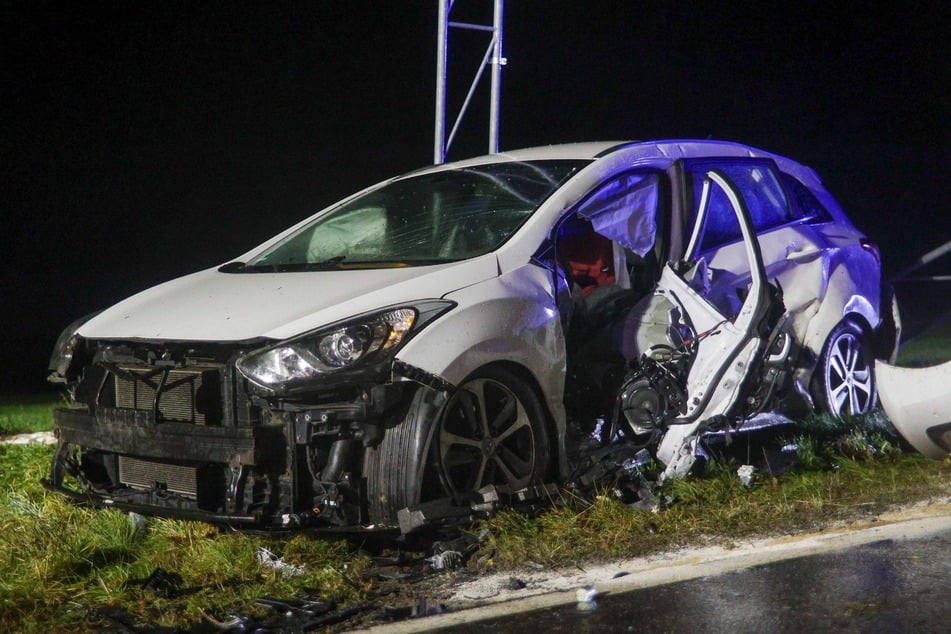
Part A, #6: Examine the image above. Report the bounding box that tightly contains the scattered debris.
[0,431,55,445]
[200,610,244,631]
[507,577,527,590]
[737,464,755,487]
[381,598,446,620]
[252,598,376,630]
[427,549,462,570]
[428,530,482,571]
[575,585,600,611]
[255,597,332,618]
[139,568,183,598]
[128,511,148,537]
[255,547,305,578]
[625,469,660,512]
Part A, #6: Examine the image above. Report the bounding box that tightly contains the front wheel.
[813,319,877,418]
[364,366,551,525]
[436,369,550,501]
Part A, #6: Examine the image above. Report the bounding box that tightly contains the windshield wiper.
[220,255,460,273]
[302,256,347,270]
[218,261,248,273]
[218,257,349,273]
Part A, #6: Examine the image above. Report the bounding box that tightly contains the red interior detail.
[560,231,615,297]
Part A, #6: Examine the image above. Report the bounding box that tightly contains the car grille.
[118,455,198,497]
[114,367,219,424]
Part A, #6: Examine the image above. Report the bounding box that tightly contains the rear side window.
[780,173,833,223]
[685,159,792,252]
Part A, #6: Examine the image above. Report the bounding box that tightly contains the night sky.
[3,2,948,394]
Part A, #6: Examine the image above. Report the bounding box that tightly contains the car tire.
[813,319,877,418]
[364,366,551,525]
[49,441,68,487]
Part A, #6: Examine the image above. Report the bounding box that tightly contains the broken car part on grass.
[876,359,951,459]
[44,140,897,533]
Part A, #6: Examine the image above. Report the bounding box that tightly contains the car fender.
[394,262,567,459]
[395,263,565,404]
[801,259,880,358]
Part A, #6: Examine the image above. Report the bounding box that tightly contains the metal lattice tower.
[433,0,505,164]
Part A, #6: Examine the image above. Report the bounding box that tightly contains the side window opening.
[685,160,792,253]
[555,170,663,321]
[556,216,633,433]
[554,171,663,431]
[780,172,833,223]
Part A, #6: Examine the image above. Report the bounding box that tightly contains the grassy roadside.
[3,413,950,632]
[480,443,951,570]
[1,327,948,631]
[0,396,59,437]
[0,443,371,632]
[897,317,951,366]
[4,431,949,632]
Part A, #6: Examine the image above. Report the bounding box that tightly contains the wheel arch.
[810,315,878,417]
[797,309,874,394]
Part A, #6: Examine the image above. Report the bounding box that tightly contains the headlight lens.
[237,307,419,388]
[48,312,100,382]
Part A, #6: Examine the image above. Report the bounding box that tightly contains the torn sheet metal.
[876,360,951,458]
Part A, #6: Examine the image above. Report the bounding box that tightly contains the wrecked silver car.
[46,140,896,531]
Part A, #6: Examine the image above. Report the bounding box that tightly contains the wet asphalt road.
[440,529,951,633]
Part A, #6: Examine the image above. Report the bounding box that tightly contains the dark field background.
[3,2,947,395]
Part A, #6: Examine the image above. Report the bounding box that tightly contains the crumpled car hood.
[78,255,498,342]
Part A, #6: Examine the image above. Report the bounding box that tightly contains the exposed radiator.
[114,367,218,424]
[118,455,198,497]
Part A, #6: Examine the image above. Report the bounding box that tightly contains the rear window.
[780,173,833,223]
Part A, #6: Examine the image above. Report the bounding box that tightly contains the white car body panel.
[398,265,563,387]
[701,223,881,357]
[876,360,951,459]
[78,254,499,342]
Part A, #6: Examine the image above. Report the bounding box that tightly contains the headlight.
[48,312,100,383]
[236,303,452,389]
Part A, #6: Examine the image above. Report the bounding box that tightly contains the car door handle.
[785,241,820,260]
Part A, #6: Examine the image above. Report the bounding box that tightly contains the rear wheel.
[364,366,550,525]
[813,319,877,418]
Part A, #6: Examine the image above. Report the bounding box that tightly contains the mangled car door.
[645,170,774,479]
[680,159,826,341]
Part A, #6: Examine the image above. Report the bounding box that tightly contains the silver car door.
[655,169,773,479]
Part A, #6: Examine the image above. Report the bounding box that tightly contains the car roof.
[417,139,824,189]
